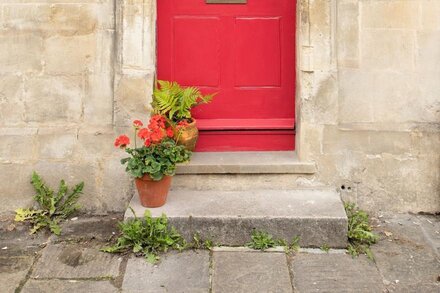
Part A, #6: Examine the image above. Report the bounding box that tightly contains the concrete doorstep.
[125,188,348,248]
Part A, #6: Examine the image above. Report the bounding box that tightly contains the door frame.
[114,0,336,161]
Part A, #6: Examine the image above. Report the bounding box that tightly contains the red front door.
[158,0,296,151]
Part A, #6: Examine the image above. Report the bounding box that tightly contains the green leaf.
[16,172,84,236]
[49,221,61,236]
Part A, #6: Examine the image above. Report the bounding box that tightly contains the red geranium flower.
[150,114,166,128]
[114,135,130,148]
[150,128,165,143]
[133,120,143,129]
[144,138,152,147]
[166,127,174,138]
[137,128,150,140]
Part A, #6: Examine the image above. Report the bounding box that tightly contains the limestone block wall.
[0,0,133,214]
[297,0,439,213]
[0,0,439,215]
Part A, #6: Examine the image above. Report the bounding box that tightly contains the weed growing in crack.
[15,171,84,235]
[320,244,330,253]
[192,233,214,250]
[247,230,301,253]
[345,202,378,260]
[102,208,186,263]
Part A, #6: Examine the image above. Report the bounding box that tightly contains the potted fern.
[114,115,191,208]
[152,80,215,151]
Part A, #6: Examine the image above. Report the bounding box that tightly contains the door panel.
[234,17,281,87]
[158,0,296,151]
[173,17,221,87]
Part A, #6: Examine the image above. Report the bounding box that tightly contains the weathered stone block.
[421,0,440,30]
[24,76,82,123]
[338,69,427,124]
[213,252,292,293]
[44,34,96,74]
[338,69,374,123]
[114,75,153,127]
[93,30,115,73]
[361,29,414,71]
[32,244,121,279]
[417,31,440,72]
[337,0,359,68]
[100,155,133,213]
[372,215,440,291]
[292,253,384,292]
[122,251,210,293]
[0,75,25,125]
[1,4,106,36]
[22,280,118,293]
[83,74,113,126]
[0,163,35,215]
[0,256,34,293]
[37,129,77,160]
[126,189,348,248]
[0,129,37,162]
[361,1,419,29]
[121,2,156,70]
[323,126,412,156]
[75,128,115,160]
[0,32,43,73]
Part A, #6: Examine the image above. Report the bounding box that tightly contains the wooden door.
[158,0,296,151]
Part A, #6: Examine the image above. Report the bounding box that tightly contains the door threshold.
[176,151,316,174]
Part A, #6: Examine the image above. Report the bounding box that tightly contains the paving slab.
[32,244,121,279]
[212,251,292,293]
[292,253,384,293]
[416,214,440,256]
[51,215,121,243]
[372,214,440,292]
[122,251,210,293]
[0,256,34,293]
[126,189,348,247]
[21,280,119,293]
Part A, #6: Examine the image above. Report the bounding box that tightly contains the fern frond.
[152,80,214,121]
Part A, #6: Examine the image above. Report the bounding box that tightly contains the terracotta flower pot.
[135,175,172,208]
[176,119,199,151]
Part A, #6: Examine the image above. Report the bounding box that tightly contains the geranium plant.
[115,115,191,181]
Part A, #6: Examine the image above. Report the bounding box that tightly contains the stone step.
[125,188,348,248]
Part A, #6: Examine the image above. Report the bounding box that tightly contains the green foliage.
[345,202,378,259]
[15,172,84,235]
[192,233,214,250]
[320,244,330,253]
[152,80,215,122]
[102,209,186,263]
[247,230,277,250]
[285,236,301,254]
[122,138,191,180]
[247,230,300,253]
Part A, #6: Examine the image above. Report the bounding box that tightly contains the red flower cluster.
[137,115,174,147]
[114,135,130,148]
[133,120,143,129]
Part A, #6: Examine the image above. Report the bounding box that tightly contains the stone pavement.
[1,214,439,293]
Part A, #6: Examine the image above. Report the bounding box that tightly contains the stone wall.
[0,0,133,214]
[0,0,438,215]
[297,0,440,213]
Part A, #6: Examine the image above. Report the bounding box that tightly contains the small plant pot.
[176,119,199,151]
[135,175,172,208]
